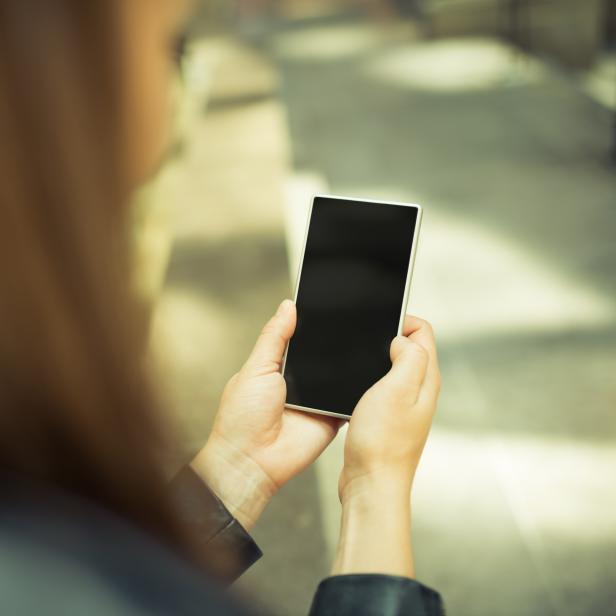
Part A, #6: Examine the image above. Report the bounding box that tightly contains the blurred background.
[136,1,616,614]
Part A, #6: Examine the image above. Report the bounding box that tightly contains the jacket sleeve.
[308,574,445,616]
[170,465,262,585]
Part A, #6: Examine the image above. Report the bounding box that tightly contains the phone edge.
[397,203,423,336]
[285,403,351,420]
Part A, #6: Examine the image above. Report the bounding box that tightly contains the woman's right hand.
[333,316,440,578]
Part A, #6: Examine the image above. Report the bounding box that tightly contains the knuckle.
[420,318,435,337]
[407,340,429,360]
[416,317,435,336]
[261,319,277,336]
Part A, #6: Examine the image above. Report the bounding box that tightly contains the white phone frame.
[281,194,423,420]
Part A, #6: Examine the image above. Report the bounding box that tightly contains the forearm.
[333,475,414,578]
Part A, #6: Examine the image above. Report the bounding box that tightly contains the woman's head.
[0,0,191,544]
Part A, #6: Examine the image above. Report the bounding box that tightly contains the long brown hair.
[0,0,186,549]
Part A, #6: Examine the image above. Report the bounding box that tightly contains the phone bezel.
[281,194,423,420]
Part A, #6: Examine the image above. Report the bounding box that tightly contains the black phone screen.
[283,196,420,417]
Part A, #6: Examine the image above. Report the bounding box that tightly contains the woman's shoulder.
[0,475,246,616]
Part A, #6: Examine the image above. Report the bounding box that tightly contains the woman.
[0,1,443,614]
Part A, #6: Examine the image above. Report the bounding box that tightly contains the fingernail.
[277,299,293,316]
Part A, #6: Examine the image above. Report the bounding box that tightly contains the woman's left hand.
[191,300,342,530]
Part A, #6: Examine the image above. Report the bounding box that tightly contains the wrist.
[339,468,413,509]
[334,471,414,578]
[191,435,277,531]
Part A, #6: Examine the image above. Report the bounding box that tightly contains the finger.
[244,300,296,374]
[402,314,421,336]
[402,314,433,339]
[402,316,438,367]
[385,335,429,395]
[406,317,441,399]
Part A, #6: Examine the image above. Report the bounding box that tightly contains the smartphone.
[282,195,422,419]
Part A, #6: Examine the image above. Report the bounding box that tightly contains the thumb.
[243,299,296,374]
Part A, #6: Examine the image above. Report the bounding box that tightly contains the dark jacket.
[0,470,444,615]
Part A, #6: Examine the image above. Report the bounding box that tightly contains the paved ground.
[153,10,616,616]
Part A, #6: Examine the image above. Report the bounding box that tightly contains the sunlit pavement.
[154,12,616,616]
